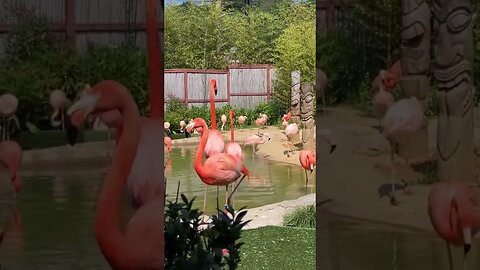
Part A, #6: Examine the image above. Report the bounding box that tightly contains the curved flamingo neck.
[230,110,234,142]
[146,0,163,119]
[193,120,209,178]
[94,93,141,263]
[209,84,217,129]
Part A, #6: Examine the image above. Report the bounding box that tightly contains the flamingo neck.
[210,87,217,129]
[193,121,209,178]
[94,96,141,255]
[146,0,163,119]
[230,111,234,142]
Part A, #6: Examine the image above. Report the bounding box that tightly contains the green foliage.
[0,12,149,130]
[282,204,316,228]
[164,193,251,269]
[164,100,281,132]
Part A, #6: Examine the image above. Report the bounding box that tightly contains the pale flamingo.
[225,109,250,204]
[0,141,22,198]
[49,89,69,130]
[164,136,172,156]
[0,94,18,141]
[179,120,186,132]
[164,121,171,136]
[255,114,267,134]
[299,150,316,187]
[284,123,299,145]
[371,59,402,96]
[187,117,248,207]
[381,96,424,205]
[220,114,227,132]
[244,133,271,158]
[238,115,247,126]
[428,182,480,268]
[372,70,395,121]
[66,80,163,269]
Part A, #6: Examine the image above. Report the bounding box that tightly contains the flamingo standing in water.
[65,0,165,265]
[0,141,22,198]
[299,150,316,187]
[66,81,163,269]
[0,94,18,141]
[164,136,172,156]
[225,109,250,203]
[49,89,69,130]
[199,79,225,213]
[220,114,227,132]
[244,133,271,159]
[187,117,248,207]
[428,182,480,269]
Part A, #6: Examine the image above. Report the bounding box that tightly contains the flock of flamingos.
[162,79,329,214]
[372,63,480,266]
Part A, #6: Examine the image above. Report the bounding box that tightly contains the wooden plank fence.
[0,0,164,54]
[164,64,276,109]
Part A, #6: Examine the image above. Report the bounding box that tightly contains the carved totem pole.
[399,0,431,161]
[433,0,476,182]
[291,71,301,124]
[301,82,315,150]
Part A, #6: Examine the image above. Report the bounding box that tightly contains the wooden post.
[183,70,188,105]
[291,71,301,124]
[65,0,76,47]
[266,65,271,101]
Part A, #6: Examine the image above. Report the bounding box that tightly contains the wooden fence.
[164,65,276,109]
[0,0,164,54]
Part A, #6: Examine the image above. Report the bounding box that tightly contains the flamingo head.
[451,193,480,255]
[65,81,131,145]
[263,133,271,141]
[186,118,207,133]
[210,79,218,95]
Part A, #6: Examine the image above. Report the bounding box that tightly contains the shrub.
[282,204,315,229]
[164,191,251,269]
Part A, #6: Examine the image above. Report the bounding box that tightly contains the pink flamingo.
[225,109,250,203]
[187,117,248,207]
[164,136,172,156]
[0,94,18,141]
[372,70,395,121]
[66,80,164,269]
[49,89,69,130]
[428,182,480,268]
[244,133,271,158]
[284,122,299,145]
[200,79,225,212]
[237,115,247,126]
[381,96,424,205]
[299,150,316,187]
[220,114,227,132]
[255,114,267,134]
[179,120,186,132]
[371,59,402,96]
[0,140,22,198]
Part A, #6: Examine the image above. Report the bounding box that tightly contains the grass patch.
[239,226,315,269]
[283,204,316,228]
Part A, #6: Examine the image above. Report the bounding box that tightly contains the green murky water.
[165,145,313,213]
[318,211,480,270]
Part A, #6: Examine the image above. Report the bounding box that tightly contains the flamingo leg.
[225,185,229,206]
[446,243,454,270]
[203,184,208,214]
[304,169,308,188]
[61,110,65,131]
[389,139,398,205]
[227,174,247,202]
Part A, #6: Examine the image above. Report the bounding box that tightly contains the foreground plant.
[164,191,251,269]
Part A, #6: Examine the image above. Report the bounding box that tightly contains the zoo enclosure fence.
[165,64,277,110]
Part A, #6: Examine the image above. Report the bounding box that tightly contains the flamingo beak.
[330,144,337,153]
[463,228,472,255]
[214,84,218,95]
[65,93,98,146]
[185,122,195,133]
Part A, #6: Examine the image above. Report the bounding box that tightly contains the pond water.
[318,211,480,270]
[165,144,314,214]
[0,163,109,269]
